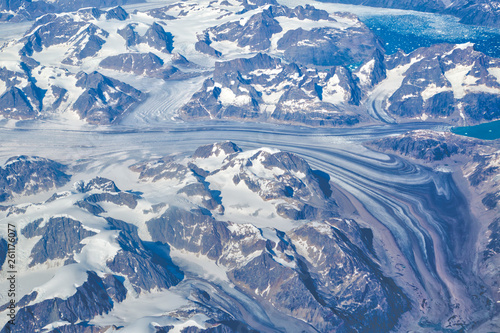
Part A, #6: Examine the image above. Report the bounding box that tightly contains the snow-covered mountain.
[369,43,500,124]
[0,0,145,22]
[0,138,497,332]
[0,0,498,126]
[179,53,364,126]
[318,0,500,29]
[0,142,413,332]
[0,155,70,202]
[0,1,499,332]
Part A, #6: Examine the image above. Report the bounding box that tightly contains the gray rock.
[180,321,258,333]
[99,52,165,76]
[76,7,103,20]
[102,274,128,303]
[75,200,106,215]
[147,207,231,260]
[180,53,362,126]
[484,217,500,260]
[85,192,138,209]
[61,24,109,65]
[20,16,107,58]
[369,133,465,162]
[0,66,46,120]
[0,0,56,22]
[236,0,278,11]
[318,0,444,14]
[19,13,109,64]
[1,271,124,333]
[0,87,37,119]
[141,22,174,53]
[117,23,141,47]
[73,71,146,124]
[228,251,344,332]
[145,209,335,330]
[63,34,106,65]
[271,90,360,127]
[461,92,500,122]
[221,148,339,219]
[277,25,383,67]
[84,177,120,192]
[482,191,500,210]
[195,40,221,58]
[55,0,144,12]
[0,238,7,270]
[283,4,332,21]
[192,142,242,158]
[159,65,180,80]
[288,221,410,332]
[319,0,500,29]
[2,213,184,331]
[51,86,68,110]
[0,155,70,202]
[134,143,339,223]
[261,4,334,22]
[468,157,499,188]
[209,9,282,51]
[129,156,192,182]
[359,48,386,87]
[105,6,128,20]
[171,53,194,68]
[106,217,183,293]
[177,183,222,211]
[454,1,500,28]
[21,216,96,266]
[51,323,111,333]
[19,55,40,69]
[0,0,28,11]
[384,43,500,123]
[153,210,408,332]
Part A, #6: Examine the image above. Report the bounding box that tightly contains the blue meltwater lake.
[451,120,500,140]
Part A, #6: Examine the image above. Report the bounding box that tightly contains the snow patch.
[421,83,452,101]
[218,87,251,106]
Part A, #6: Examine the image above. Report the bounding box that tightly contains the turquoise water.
[356,11,500,140]
[451,120,500,140]
[361,14,500,58]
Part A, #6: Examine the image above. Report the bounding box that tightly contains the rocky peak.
[105,6,128,20]
[73,71,146,124]
[181,52,362,126]
[0,156,70,202]
[142,22,174,53]
[117,23,141,47]
[380,43,500,122]
[82,177,120,193]
[192,141,242,159]
[76,7,103,20]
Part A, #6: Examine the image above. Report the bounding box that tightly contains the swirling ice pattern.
[0,120,477,323]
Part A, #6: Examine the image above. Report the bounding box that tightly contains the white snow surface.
[0,140,316,330]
